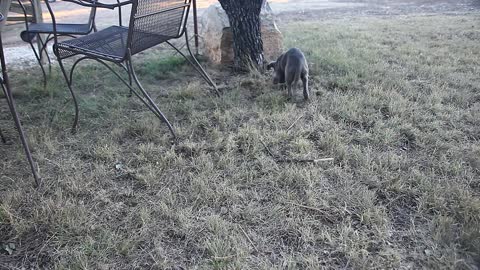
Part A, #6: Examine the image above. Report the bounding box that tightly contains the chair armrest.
[63,0,132,10]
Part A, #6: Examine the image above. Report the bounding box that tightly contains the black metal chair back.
[128,0,191,55]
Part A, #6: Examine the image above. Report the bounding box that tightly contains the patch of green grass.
[138,54,188,79]
[1,14,480,269]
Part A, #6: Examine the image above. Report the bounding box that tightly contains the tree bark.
[218,0,264,70]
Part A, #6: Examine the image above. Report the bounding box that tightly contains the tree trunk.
[218,0,264,70]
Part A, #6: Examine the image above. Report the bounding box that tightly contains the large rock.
[199,2,283,65]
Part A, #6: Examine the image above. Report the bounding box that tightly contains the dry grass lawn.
[1,14,480,269]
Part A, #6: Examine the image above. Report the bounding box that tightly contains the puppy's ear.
[267,61,276,70]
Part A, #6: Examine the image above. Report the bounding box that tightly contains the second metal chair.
[17,0,97,86]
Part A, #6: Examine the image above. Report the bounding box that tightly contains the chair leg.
[1,82,41,186]
[126,57,176,140]
[121,62,133,97]
[69,56,90,83]
[94,60,169,125]
[28,35,47,88]
[184,29,219,94]
[57,59,80,134]
[127,70,133,97]
[38,34,53,73]
[64,56,175,139]
[166,29,220,97]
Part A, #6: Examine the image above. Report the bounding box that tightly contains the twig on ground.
[44,157,61,168]
[36,233,57,268]
[287,114,304,131]
[289,202,335,223]
[260,139,276,159]
[260,139,333,164]
[213,255,236,260]
[239,225,259,253]
[277,157,334,163]
[49,98,71,124]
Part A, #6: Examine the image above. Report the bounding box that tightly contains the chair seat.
[26,23,91,35]
[55,26,174,62]
[55,26,129,61]
[21,23,92,43]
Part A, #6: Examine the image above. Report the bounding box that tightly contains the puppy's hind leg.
[285,70,295,99]
[287,83,293,99]
[301,73,309,100]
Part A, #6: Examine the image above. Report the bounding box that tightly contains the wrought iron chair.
[46,0,218,139]
[0,13,40,186]
[16,0,98,86]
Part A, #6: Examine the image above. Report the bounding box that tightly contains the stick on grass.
[260,139,333,164]
[287,114,304,131]
[239,225,259,253]
[289,202,335,223]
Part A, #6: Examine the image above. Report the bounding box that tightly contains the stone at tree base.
[199,2,283,65]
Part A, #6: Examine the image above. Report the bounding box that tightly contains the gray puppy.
[267,48,309,100]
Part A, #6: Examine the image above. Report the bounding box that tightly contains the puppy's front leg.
[301,73,309,100]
